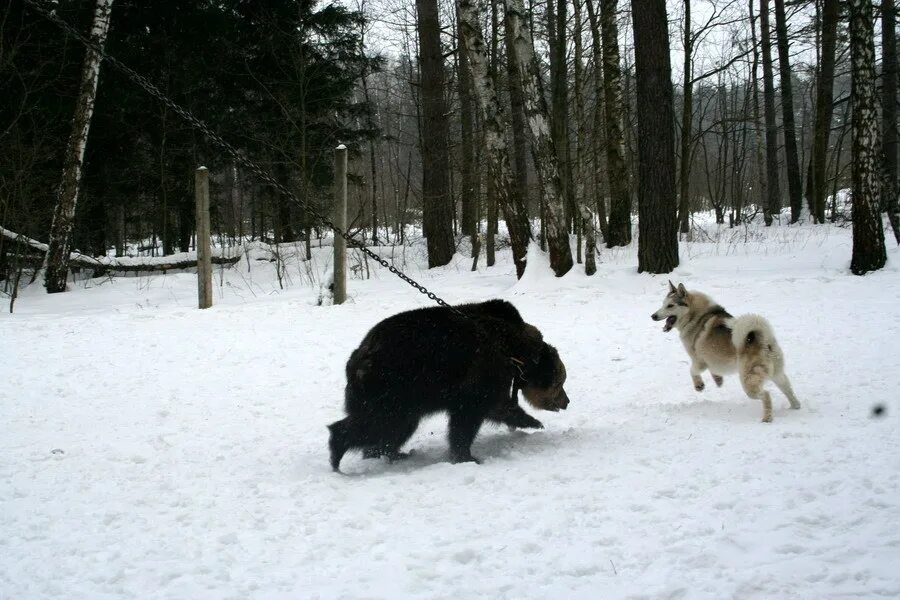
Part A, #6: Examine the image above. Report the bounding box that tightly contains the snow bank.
[2,220,899,598]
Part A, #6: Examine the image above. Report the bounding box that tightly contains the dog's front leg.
[691,361,706,391]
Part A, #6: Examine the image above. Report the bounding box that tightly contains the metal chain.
[23,0,454,310]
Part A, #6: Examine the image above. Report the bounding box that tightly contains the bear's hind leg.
[447,409,485,464]
[328,417,358,471]
[362,414,420,463]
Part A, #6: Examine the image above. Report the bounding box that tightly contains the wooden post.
[333,145,348,305]
[195,166,212,309]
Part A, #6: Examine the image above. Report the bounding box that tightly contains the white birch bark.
[848,0,887,274]
[45,0,115,293]
[457,0,532,278]
[503,0,573,276]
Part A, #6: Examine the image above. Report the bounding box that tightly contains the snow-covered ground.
[2,219,899,599]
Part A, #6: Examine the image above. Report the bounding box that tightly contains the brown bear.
[327,299,569,471]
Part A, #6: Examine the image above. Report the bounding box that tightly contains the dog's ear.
[677,283,688,298]
[668,280,677,295]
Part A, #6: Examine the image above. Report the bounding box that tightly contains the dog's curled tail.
[731,313,776,353]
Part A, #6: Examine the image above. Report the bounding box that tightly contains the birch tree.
[503,2,531,240]
[504,0,573,276]
[456,12,477,238]
[457,0,532,278]
[44,0,114,293]
[848,0,886,274]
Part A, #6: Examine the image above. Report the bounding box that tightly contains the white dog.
[652,282,801,422]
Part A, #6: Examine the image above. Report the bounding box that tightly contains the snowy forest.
[1,0,897,293]
[2,0,899,598]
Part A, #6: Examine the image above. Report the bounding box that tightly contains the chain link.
[24,0,456,311]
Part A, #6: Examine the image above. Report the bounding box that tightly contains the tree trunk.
[773,0,803,223]
[573,0,588,265]
[487,174,498,266]
[457,0,532,278]
[457,12,478,238]
[882,0,900,243]
[848,0,886,274]
[759,0,782,225]
[275,163,294,243]
[749,0,769,222]
[504,2,531,235]
[488,0,501,267]
[548,0,573,230]
[631,0,678,273]
[678,0,693,235]
[178,193,193,252]
[115,202,125,257]
[44,0,115,293]
[811,0,839,223]
[598,0,632,247]
[416,0,455,268]
[579,205,597,275]
[584,0,609,239]
[360,69,379,243]
[504,0,573,276]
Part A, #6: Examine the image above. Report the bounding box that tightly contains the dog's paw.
[713,375,724,387]
[761,415,773,423]
[694,381,705,392]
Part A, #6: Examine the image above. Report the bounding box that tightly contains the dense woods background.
[1,0,897,292]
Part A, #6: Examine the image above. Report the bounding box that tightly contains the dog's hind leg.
[759,391,773,423]
[743,386,774,422]
[712,374,724,387]
[772,372,801,410]
[691,360,707,391]
[740,367,773,423]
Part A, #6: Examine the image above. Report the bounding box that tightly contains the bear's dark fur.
[327,299,569,471]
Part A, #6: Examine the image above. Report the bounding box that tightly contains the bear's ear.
[523,324,543,342]
[517,323,545,364]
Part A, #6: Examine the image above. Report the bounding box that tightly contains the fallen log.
[1,225,242,275]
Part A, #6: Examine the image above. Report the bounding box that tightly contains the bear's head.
[520,342,569,412]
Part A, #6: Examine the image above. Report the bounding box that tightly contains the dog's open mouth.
[663,315,677,332]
